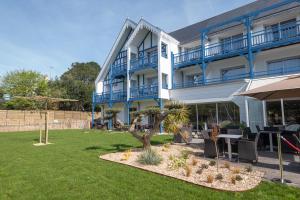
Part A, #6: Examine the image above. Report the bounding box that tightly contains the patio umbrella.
[239,75,300,100]
[238,75,300,184]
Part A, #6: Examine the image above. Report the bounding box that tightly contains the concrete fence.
[0,110,100,132]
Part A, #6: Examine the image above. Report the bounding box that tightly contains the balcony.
[111,63,127,78]
[254,66,300,78]
[129,54,158,73]
[174,48,201,69]
[94,92,110,104]
[111,90,127,102]
[130,84,158,100]
[173,21,300,68]
[173,72,249,89]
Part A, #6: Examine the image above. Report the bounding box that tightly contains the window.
[161,42,168,58]
[162,73,168,89]
[265,18,297,42]
[266,101,282,126]
[220,33,244,52]
[221,66,246,80]
[146,77,158,86]
[267,57,300,74]
[186,73,202,85]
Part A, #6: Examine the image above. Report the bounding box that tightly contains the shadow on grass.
[84,144,135,152]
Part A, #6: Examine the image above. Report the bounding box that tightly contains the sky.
[0,0,255,78]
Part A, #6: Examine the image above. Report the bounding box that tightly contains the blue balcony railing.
[130,84,158,99]
[173,72,250,89]
[174,48,202,69]
[111,63,127,78]
[111,90,127,102]
[94,92,110,103]
[254,66,300,78]
[173,21,300,68]
[130,54,158,72]
[252,22,300,50]
[205,36,248,59]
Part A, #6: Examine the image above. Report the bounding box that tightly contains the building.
[93,0,300,132]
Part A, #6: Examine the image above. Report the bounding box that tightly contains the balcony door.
[267,57,300,75]
[265,18,297,42]
[220,33,244,53]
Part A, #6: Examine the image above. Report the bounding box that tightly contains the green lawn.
[0,130,299,200]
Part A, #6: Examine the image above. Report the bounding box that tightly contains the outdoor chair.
[238,131,260,163]
[256,125,268,150]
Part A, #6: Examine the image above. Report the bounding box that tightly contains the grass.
[0,130,299,200]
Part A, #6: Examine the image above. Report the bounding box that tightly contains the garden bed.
[100,144,264,191]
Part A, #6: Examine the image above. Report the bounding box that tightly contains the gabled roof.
[95,19,137,83]
[125,19,179,48]
[169,0,300,44]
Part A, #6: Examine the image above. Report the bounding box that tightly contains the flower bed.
[100,144,264,191]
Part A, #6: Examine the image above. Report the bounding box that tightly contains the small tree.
[129,106,181,149]
[105,108,121,128]
[211,126,220,172]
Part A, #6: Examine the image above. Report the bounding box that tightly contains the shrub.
[196,168,203,174]
[181,149,191,159]
[121,149,132,161]
[231,176,236,185]
[232,167,241,174]
[201,163,209,169]
[168,155,186,170]
[236,175,243,181]
[191,158,198,166]
[245,165,253,172]
[223,162,230,169]
[207,174,214,183]
[209,160,216,166]
[185,165,192,177]
[163,143,170,149]
[215,173,223,180]
[137,149,162,165]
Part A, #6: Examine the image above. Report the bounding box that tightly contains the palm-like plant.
[164,102,189,134]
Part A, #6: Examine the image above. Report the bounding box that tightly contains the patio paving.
[189,139,300,188]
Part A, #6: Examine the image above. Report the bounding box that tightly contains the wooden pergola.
[15,96,78,145]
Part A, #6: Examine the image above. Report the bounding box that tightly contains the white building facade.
[93,0,300,132]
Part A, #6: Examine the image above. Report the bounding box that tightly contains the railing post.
[108,65,113,130]
[201,32,207,84]
[91,91,95,128]
[171,52,174,89]
[245,17,254,79]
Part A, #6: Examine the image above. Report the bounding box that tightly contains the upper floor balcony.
[173,65,300,90]
[111,63,127,78]
[129,54,158,73]
[94,92,110,104]
[111,90,127,102]
[174,20,300,69]
[129,84,158,100]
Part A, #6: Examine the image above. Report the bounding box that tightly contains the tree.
[129,106,181,149]
[1,70,48,97]
[0,70,48,109]
[58,62,100,111]
[104,108,121,128]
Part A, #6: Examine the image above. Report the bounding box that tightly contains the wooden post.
[45,111,48,144]
[277,132,284,183]
[39,112,42,143]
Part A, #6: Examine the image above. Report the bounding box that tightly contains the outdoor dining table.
[217,134,243,161]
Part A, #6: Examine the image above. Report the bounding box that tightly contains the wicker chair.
[238,132,260,163]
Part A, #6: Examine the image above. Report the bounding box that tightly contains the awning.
[239,75,300,100]
[171,80,248,104]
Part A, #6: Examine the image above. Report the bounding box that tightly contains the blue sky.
[0,0,254,78]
